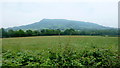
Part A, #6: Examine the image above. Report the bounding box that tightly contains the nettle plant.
[2,45,120,67]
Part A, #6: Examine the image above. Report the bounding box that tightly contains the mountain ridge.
[7,19,113,30]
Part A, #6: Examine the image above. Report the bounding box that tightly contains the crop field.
[1,36,120,67]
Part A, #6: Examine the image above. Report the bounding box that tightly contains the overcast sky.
[0,0,119,28]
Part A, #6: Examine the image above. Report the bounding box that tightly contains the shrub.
[2,48,120,67]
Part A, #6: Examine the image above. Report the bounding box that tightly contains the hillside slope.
[7,19,112,30]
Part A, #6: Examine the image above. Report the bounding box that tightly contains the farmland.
[2,36,120,67]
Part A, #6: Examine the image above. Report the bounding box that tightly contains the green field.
[2,36,118,51]
[2,36,120,66]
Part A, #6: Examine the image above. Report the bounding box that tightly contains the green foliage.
[32,30,40,36]
[0,28,8,38]
[2,48,120,67]
[26,30,33,36]
[2,36,119,67]
[63,28,75,35]
[7,29,15,37]
[5,19,116,30]
[0,28,118,38]
[40,29,61,35]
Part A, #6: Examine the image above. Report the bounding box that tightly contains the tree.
[0,28,2,38]
[15,29,25,37]
[1,28,8,38]
[26,30,33,36]
[7,29,15,37]
[56,29,61,35]
[80,31,86,35]
[33,30,40,36]
[20,29,25,37]
[64,28,75,35]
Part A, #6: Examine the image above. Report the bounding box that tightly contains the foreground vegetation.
[2,36,119,67]
[2,48,120,67]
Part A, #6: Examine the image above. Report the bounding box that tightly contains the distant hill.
[7,19,113,30]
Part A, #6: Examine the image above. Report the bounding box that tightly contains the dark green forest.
[0,28,119,38]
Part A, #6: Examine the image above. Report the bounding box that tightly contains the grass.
[0,38,2,66]
[2,35,118,52]
[2,36,119,66]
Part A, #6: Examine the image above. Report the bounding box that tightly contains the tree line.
[0,28,119,38]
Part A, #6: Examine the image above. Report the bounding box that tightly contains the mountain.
[7,19,113,30]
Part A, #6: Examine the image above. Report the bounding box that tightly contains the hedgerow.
[2,47,120,67]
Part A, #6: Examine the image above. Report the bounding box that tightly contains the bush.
[2,48,120,67]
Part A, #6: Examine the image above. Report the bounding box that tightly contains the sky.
[0,0,119,28]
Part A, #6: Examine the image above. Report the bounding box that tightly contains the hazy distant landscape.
[1,0,119,67]
[1,19,118,38]
[7,19,113,30]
